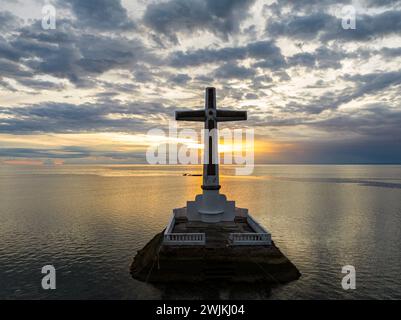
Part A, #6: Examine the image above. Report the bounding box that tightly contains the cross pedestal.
[176,87,247,223]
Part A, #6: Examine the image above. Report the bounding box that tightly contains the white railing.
[229,232,271,245]
[163,214,206,245]
[163,213,271,246]
[247,214,269,234]
[165,214,175,234]
[228,213,271,245]
[164,233,205,245]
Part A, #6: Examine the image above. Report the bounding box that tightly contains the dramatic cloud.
[0,10,22,32]
[143,0,256,43]
[0,21,152,87]
[364,0,401,7]
[309,104,401,138]
[267,10,401,42]
[0,101,171,134]
[168,73,191,85]
[279,69,401,115]
[267,13,336,41]
[273,138,401,164]
[0,147,91,159]
[169,40,285,70]
[213,63,256,79]
[0,0,400,163]
[58,0,136,30]
[268,0,350,11]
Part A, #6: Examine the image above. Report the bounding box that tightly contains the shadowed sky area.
[0,0,400,164]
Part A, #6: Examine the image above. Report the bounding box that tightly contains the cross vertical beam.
[175,87,247,219]
[203,87,220,191]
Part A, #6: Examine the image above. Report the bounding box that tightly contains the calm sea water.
[0,164,401,299]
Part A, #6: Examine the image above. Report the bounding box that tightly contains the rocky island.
[131,228,300,284]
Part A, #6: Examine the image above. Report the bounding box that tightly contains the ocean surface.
[0,164,401,299]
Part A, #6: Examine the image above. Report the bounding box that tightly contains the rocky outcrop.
[130,230,301,284]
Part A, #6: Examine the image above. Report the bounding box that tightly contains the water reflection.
[0,165,400,299]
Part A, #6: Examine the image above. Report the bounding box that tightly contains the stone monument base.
[186,191,236,222]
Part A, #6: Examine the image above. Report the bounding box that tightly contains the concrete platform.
[164,208,272,246]
[172,217,254,247]
[130,230,301,284]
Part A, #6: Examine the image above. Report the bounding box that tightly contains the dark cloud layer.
[0,0,401,163]
[213,63,256,79]
[269,0,350,11]
[0,10,22,31]
[281,69,401,115]
[0,146,147,162]
[364,0,401,7]
[0,20,151,88]
[169,40,285,70]
[310,104,401,138]
[168,40,348,74]
[0,101,171,134]
[0,147,90,159]
[267,10,401,42]
[143,0,256,43]
[58,0,136,30]
[272,138,401,164]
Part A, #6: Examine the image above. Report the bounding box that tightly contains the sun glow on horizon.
[0,130,295,165]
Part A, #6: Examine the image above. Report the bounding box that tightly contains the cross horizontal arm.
[175,110,205,122]
[216,110,247,122]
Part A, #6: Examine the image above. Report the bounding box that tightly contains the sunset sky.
[1,0,401,164]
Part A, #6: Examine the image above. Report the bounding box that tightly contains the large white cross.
[175,87,247,221]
